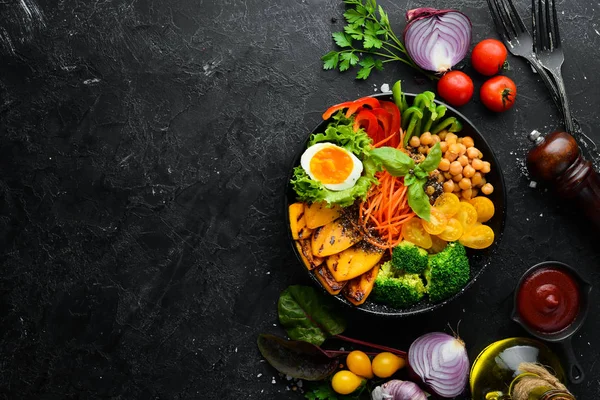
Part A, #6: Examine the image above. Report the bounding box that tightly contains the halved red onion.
[371,379,427,400]
[403,8,472,73]
[408,332,470,398]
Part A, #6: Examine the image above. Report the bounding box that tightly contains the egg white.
[300,142,363,191]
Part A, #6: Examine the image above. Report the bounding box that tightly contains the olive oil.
[470,338,566,400]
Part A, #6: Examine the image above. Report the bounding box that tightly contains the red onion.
[403,8,472,73]
[371,380,427,400]
[408,332,469,398]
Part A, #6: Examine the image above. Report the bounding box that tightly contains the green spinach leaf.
[257,334,339,381]
[278,285,346,346]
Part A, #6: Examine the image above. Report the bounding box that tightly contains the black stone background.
[0,0,599,398]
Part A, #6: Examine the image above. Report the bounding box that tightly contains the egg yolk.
[309,147,354,184]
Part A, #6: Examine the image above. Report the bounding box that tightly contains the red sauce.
[517,267,581,333]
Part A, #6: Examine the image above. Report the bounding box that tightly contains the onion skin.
[408,332,470,398]
[403,8,472,73]
[371,380,427,400]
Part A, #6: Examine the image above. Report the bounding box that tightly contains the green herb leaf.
[332,32,352,48]
[322,51,339,70]
[414,167,429,180]
[343,24,363,40]
[356,56,376,80]
[378,5,390,27]
[257,334,339,381]
[404,174,416,186]
[370,147,415,177]
[340,52,359,66]
[343,8,366,26]
[419,142,442,172]
[363,34,383,49]
[339,58,351,71]
[278,286,346,346]
[408,179,431,221]
[356,66,371,79]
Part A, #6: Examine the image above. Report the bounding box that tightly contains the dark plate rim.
[284,92,507,317]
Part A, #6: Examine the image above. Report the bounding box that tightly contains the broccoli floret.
[424,242,470,302]
[391,241,429,274]
[371,261,426,308]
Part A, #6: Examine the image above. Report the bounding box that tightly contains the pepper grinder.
[526,130,600,229]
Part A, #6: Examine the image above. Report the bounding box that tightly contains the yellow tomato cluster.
[401,193,495,250]
[331,351,405,395]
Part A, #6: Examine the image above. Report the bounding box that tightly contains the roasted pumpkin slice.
[289,202,312,240]
[326,243,384,282]
[342,264,380,305]
[313,265,346,295]
[311,218,361,257]
[305,202,342,229]
[294,239,324,270]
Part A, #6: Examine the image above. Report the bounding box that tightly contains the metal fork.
[486,0,561,113]
[532,0,575,133]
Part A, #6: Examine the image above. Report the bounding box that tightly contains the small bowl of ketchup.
[512,261,592,384]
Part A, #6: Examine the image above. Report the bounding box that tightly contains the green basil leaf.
[278,286,346,346]
[257,334,339,381]
[419,142,442,172]
[404,174,416,186]
[408,179,431,221]
[369,147,414,177]
[413,166,429,180]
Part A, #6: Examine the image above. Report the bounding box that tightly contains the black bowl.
[285,93,507,316]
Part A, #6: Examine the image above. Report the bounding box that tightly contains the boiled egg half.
[300,143,363,191]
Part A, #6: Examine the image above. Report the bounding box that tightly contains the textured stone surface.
[0,0,598,398]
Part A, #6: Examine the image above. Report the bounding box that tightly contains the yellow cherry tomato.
[437,218,464,241]
[402,218,432,249]
[331,370,364,395]
[429,235,448,253]
[421,208,448,235]
[469,196,495,223]
[459,223,495,249]
[433,192,461,217]
[371,352,405,378]
[346,350,373,379]
[455,201,478,228]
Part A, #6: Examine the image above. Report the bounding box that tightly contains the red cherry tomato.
[471,39,508,76]
[437,71,474,107]
[480,75,517,112]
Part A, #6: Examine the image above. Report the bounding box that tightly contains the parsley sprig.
[322,0,429,80]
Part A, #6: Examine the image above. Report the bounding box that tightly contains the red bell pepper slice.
[353,109,378,141]
[322,96,381,120]
[377,100,401,148]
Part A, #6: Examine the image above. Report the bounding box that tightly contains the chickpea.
[438,130,448,140]
[452,173,464,183]
[458,178,472,190]
[445,151,458,162]
[449,161,463,176]
[471,188,479,197]
[446,132,458,143]
[457,143,467,156]
[452,183,461,192]
[420,132,433,146]
[426,185,436,196]
[471,172,483,186]
[458,155,469,167]
[478,150,484,158]
[437,173,445,183]
[463,164,475,178]
[409,136,420,148]
[418,145,428,154]
[472,158,484,170]
[431,134,441,144]
[481,161,491,174]
[443,180,455,193]
[462,136,475,148]
[467,147,480,159]
[438,158,451,171]
[439,141,449,153]
[481,183,494,195]
[449,143,461,155]
[479,178,487,188]
[461,188,473,200]
[443,172,452,180]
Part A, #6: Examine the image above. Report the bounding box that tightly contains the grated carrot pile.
[359,130,415,251]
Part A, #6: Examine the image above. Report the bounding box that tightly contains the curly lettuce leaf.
[308,112,373,157]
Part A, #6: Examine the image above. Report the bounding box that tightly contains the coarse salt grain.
[380,83,390,92]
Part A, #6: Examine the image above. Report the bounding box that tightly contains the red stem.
[333,334,407,358]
